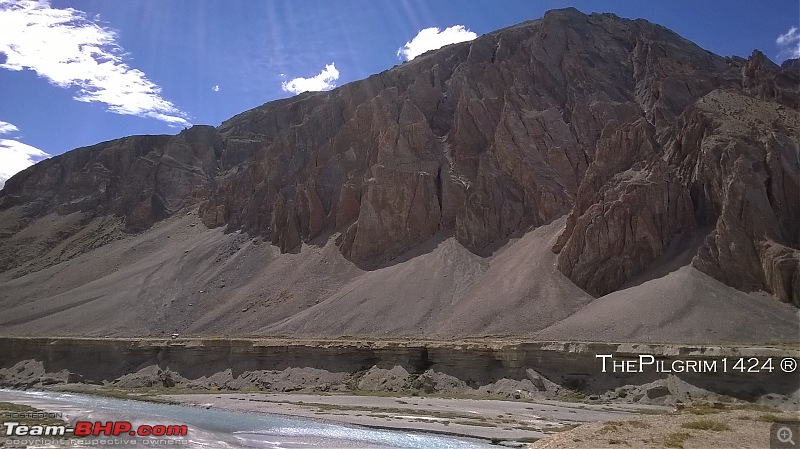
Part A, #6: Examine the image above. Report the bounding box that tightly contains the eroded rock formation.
[1,8,797,306]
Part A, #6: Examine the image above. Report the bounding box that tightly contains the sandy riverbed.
[158,392,672,445]
[159,393,800,448]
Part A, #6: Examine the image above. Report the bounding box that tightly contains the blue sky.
[0,0,798,187]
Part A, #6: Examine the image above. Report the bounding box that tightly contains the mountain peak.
[543,6,586,18]
[0,12,797,339]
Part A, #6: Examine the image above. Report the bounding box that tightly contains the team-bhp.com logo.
[4,420,188,437]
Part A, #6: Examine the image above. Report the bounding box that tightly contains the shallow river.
[0,389,493,448]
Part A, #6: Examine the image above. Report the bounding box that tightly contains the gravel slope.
[0,211,797,343]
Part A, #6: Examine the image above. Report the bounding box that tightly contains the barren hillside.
[0,8,797,342]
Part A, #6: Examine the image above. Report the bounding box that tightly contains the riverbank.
[157,392,800,448]
[529,406,800,448]
[3,387,797,448]
[157,391,671,444]
[2,337,798,407]
[1,389,493,448]
[2,338,799,417]
[2,337,798,446]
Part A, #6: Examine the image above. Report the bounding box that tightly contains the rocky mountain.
[0,8,797,340]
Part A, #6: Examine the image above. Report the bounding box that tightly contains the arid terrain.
[0,211,797,342]
[161,394,800,449]
[1,337,798,446]
[0,8,798,342]
[0,8,798,448]
[1,9,798,342]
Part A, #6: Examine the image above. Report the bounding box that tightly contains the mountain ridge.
[0,8,797,340]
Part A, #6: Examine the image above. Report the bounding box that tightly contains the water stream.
[0,389,493,448]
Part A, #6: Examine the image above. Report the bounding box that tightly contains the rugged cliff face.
[554,50,799,302]
[0,125,222,275]
[1,125,222,231]
[0,8,797,331]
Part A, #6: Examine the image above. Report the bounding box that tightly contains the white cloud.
[0,0,189,126]
[212,84,220,92]
[777,26,800,60]
[0,120,19,134]
[281,63,339,95]
[397,25,477,61]
[0,120,50,189]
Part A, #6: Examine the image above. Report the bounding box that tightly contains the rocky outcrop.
[553,119,696,296]
[0,125,223,276]
[0,359,84,388]
[113,365,187,388]
[0,8,797,306]
[0,125,222,277]
[739,51,799,108]
[0,125,221,232]
[552,53,799,302]
[667,90,800,304]
[196,8,750,268]
[356,365,412,392]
